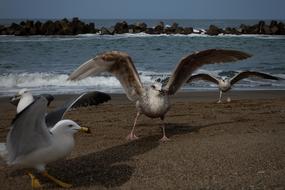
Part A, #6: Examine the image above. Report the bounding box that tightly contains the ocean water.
[0,19,285,96]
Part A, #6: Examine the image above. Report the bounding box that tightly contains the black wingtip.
[71,91,111,109]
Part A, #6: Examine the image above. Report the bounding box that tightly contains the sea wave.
[0,71,283,96]
[1,32,284,43]
[0,72,166,87]
[0,71,162,96]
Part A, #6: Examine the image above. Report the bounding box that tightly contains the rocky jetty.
[0,18,284,36]
[206,20,285,36]
[0,17,98,35]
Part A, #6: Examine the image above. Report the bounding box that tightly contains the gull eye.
[151,85,155,89]
[68,124,73,127]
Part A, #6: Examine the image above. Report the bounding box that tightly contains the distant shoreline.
[0,17,284,36]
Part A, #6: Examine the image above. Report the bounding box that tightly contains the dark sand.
[0,90,284,189]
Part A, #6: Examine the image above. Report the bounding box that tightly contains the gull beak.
[80,127,91,133]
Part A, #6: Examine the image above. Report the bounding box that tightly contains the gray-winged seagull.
[3,96,91,188]
[187,71,280,103]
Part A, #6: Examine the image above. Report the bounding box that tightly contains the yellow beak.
[80,127,91,133]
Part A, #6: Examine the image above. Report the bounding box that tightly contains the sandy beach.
[0,90,284,189]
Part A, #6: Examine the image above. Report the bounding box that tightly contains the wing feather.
[68,51,144,101]
[45,91,111,127]
[187,73,219,84]
[164,49,252,95]
[230,71,280,85]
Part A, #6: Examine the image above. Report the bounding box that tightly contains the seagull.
[3,96,91,188]
[10,88,54,113]
[187,71,280,103]
[68,49,251,141]
[9,89,111,127]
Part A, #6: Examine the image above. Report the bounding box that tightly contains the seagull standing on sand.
[3,96,91,188]
[187,71,280,103]
[68,49,251,141]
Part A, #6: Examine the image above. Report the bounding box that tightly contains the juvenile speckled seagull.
[2,96,91,188]
[68,49,251,141]
[187,71,280,103]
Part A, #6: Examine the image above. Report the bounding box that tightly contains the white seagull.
[10,88,55,113]
[3,96,91,188]
[187,71,280,103]
[68,49,251,141]
[9,89,111,127]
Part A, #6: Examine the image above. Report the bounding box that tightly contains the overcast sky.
[0,0,284,20]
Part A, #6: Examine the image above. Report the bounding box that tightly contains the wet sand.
[0,90,284,189]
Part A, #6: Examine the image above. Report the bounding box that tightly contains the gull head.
[11,88,30,101]
[219,76,231,91]
[149,82,167,96]
[51,120,91,135]
[221,76,227,82]
[220,76,230,83]
[10,88,30,104]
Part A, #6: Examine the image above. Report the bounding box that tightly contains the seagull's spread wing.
[7,97,51,164]
[230,71,280,85]
[45,91,111,127]
[68,51,144,101]
[187,73,219,84]
[164,49,252,95]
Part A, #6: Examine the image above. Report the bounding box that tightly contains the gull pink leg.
[217,90,222,103]
[160,120,170,142]
[126,112,140,140]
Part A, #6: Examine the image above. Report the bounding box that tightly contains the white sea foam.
[1,69,283,97]
[0,72,160,96]
[77,31,285,39]
[218,33,285,39]
[1,31,284,43]
[0,71,176,88]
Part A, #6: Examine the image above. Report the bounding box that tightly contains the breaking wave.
[0,71,284,96]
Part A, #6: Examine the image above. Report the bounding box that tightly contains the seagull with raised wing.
[2,96,91,188]
[68,49,251,141]
[187,71,280,103]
